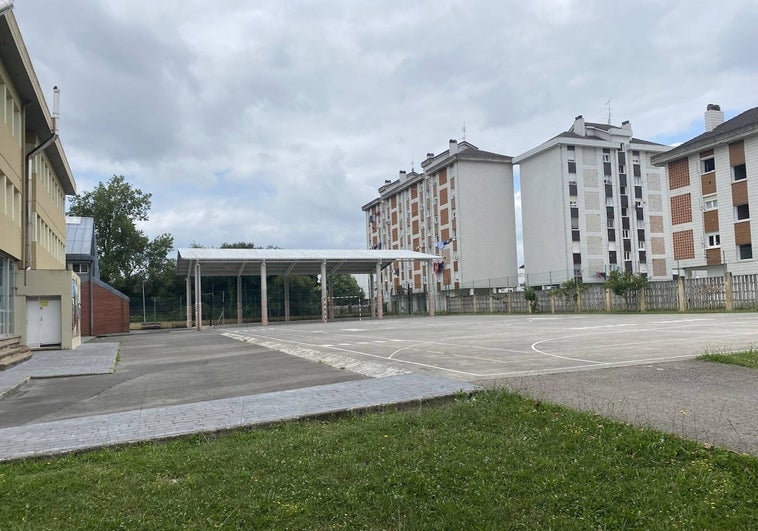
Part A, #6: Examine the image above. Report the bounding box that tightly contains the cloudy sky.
[14,0,758,260]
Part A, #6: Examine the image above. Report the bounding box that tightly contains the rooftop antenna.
[461,121,467,141]
[411,155,415,173]
[605,98,612,125]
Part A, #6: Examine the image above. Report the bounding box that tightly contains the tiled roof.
[652,106,758,163]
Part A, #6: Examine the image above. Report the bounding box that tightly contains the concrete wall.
[15,269,81,349]
[456,159,517,285]
[520,145,570,284]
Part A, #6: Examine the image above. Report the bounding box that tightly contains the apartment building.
[0,6,80,351]
[515,116,672,285]
[651,104,758,277]
[362,139,517,297]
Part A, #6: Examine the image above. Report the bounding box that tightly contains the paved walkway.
[0,343,119,398]
[0,348,474,461]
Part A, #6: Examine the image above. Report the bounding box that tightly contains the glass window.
[701,157,715,173]
[736,204,750,220]
[739,244,753,260]
[703,196,718,211]
[733,164,747,181]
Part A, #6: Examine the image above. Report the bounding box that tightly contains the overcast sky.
[14,0,758,260]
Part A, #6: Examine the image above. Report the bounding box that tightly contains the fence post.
[550,294,556,314]
[640,288,647,312]
[576,288,582,313]
[725,272,733,311]
[677,277,686,312]
[507,291,512,313]
[605,287,612,312]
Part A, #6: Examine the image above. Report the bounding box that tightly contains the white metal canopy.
[176,248,439,328]
[176,248,437,277]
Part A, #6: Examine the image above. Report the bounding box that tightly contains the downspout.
[24,87,59,281]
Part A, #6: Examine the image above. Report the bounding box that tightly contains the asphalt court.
[220,313,758,381]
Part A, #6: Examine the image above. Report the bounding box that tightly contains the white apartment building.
[515,116,672,285]
[362,139,517,297]
[651,104,758,277]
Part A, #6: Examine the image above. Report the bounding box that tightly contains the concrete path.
[0,373,474,461]
[0,342,119,398]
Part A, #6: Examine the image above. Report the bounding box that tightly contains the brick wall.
[668,158,690,190]
[670,193,692,225]
[81,278,130,336]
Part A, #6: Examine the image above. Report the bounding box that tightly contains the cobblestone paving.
[0,374,475,461]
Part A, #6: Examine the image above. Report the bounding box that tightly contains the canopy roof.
[176,248,438,277]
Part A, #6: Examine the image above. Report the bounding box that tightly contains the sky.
[13,0,758,262]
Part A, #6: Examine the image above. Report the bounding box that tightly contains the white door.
[26,299,40,348]
[26,297,62,348]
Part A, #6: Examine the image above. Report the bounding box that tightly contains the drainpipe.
[24,87,59,280]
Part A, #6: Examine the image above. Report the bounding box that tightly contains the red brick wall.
[81,279,130,336]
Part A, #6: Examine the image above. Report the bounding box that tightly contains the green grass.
[0,391,755,529]
[698,349,758,368]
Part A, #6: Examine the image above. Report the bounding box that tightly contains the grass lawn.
[698,349,758,368]
[0,391,755,529]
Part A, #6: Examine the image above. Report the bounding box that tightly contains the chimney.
[572,115,585,136]
[399,170,406,181]
[621,120,631,132]
[426,152,434,160]
[704,104,724,132]
[449,139,458,155]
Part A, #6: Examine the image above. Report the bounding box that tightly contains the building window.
[706,233,720,248]
[638,240,645,250]
[609,251,617,264]
[569,200,577,208]
[736,204,750,220]
[703,195,718,211]
[572,230,581,242]
[622,229,630,239]
[733,164,747,181]
[701,157,715,173]
[602,148,610,163]
[623,251,631,261]
[573,253,582,265]
[738,244,753,260]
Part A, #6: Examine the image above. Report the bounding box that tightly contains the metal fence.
[403,272,758,315]
[132,272,758,326]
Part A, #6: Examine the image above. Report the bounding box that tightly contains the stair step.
[0,349,32,370]
[0,336,32,371]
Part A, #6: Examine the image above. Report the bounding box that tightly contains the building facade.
[651,104,758,278]
[0,7,80,350]
[515,116,672,286]
[362,139,518,298]
[66,216,130,336]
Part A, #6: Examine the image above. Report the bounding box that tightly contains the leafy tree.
[605,270,648,310]
[554,278,587,312]
[221,241,258,249]
[67,175,174,297]
[331,274,365,299]
[523,286,539,313]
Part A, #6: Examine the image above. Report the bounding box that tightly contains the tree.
[553,277,587,312]
[605,270,648,310]
[67,175,174,297]
[523,286,539,313]
[331,274,365,299]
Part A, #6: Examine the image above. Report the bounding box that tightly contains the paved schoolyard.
[0,312,755,459]
[220,313,758,380]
